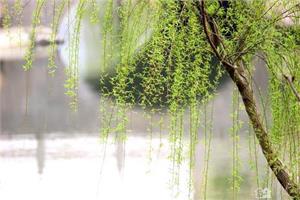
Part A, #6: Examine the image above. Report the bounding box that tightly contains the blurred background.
[0,1,282,200]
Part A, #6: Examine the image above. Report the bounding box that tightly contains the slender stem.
[284,75,300,102]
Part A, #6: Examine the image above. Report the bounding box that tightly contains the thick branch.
[198,1,300,198]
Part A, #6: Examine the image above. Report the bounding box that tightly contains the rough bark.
[197,1,300,198]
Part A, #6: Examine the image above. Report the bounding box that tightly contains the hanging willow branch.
[197,0,300,198]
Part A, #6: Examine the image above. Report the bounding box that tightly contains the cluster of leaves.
[64,0,86,111]
[101,1,223,110]
[13,0,23,25]
[48,0,66,76]
[1,0,11,29]
[23,0,45,71]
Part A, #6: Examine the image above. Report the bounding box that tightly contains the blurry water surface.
[0,133,274,200]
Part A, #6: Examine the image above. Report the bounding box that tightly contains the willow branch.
[284,75,300,102]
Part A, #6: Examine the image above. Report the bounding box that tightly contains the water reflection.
[116,140,125,175]
[36,131,45,174]
[0,134,180,200]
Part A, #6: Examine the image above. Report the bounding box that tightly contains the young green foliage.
[23,0,46,71]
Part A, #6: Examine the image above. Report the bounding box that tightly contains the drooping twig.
[283,74,300,103]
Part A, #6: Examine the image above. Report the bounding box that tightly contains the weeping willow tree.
[6,0,300,199]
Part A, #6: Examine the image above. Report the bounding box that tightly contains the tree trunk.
[226,62,300,198]
[197,1,300,198]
